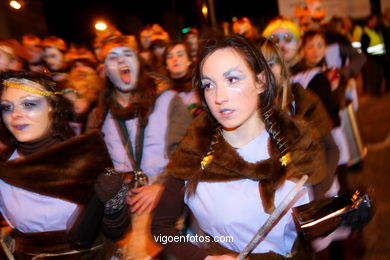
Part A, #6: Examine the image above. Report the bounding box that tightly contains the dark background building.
[0,0,384,47]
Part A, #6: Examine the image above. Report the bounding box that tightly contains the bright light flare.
[95,22,107,31]
[202,4,208,17]
[10,1,22,9]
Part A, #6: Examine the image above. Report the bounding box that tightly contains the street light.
[95,21,107,31]
[9,0,22,9]
[202,3,208,19]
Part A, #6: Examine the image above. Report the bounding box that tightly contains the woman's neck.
[222,113,265,149]
[170,69,188,79]
[114,90,133,107]
[16,131,61,156]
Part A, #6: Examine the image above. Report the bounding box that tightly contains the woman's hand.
[205,255,240,260]
[126,184,163,215]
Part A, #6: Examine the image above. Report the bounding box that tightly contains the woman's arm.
[95,173,131,239]
[151,175,210,260]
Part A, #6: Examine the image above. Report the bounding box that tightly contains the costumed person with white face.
[151,35,326,259]
[0,70,130,259]
[87,36,191,259]
[262,17,302,73]
[164,41,202,117]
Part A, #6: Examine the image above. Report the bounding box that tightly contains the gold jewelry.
[280,152,291,167]
[200,126,222,170]
[3,79,62,97]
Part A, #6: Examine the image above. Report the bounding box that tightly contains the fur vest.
[0,130,113,205]
[167,111,326,213]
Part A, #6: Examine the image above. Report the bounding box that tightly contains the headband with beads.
[3,78,62,97]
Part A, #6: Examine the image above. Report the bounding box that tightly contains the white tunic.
[185,130,309,256]
[0,151,77,233]
[102,90,176,183]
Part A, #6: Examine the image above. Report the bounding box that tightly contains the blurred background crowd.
[0,0,390,259]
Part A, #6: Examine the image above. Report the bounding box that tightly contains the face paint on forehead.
[104,46,140,92]
[1,86,53,143]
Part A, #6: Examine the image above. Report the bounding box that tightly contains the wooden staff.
[237,175,309,260]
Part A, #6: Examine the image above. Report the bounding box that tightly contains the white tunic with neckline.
[102,90,176,183]
[185,130,309,256]
[0,150,77,233]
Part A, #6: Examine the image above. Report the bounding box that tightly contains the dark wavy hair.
[300,29,327,67]
[193,34,278,120]
[163,40,192,67]
[193,34,289,157]
[0,70,75,146]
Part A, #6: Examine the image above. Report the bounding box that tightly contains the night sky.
[41,0,279,47]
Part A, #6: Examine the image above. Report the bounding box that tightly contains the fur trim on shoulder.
[168,111,326,213]
[0,130,113,204]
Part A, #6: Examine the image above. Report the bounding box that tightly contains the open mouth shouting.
[119,66,131,84]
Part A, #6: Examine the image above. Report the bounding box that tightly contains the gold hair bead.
[280,152,291,167]
[200,126,222,170]
[201,155,214,170]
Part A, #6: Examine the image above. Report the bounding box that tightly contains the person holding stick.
[151,35,326,259]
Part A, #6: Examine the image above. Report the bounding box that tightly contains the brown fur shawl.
[167,111,326,213]
[291,83,333,138]
[0,130,113,205]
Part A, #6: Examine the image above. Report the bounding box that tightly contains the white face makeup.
[268,28,298,65]
[201,48,264,131]
[104,46,140,93]
[1,84,53,143]
[44,47,64,71]
[165,44,191,79]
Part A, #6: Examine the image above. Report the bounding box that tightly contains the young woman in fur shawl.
[0,70,130,259]
[151,35,326,259]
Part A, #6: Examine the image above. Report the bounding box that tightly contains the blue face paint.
[1,97,46,115]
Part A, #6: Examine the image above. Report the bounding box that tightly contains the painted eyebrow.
[21,94,44,99]
[223,66,242,77]
[1,94,42,103]
[201,66,243,81]
[200,75,213,81]
[108,49,133,56]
